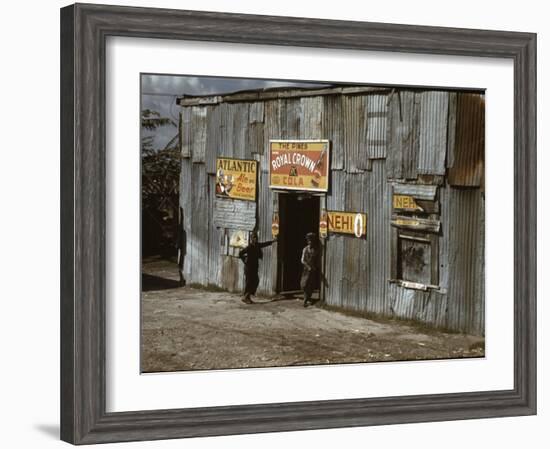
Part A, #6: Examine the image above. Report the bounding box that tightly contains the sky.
[141,74,329,150]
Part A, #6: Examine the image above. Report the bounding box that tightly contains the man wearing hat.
[238,231,276,304]
[300,232,319,307]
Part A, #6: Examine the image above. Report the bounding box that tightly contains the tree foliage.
[141,108,181,256]
[141,108,176,130]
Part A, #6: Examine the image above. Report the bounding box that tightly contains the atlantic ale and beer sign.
[269,140,330,192]
[215,157,257,201]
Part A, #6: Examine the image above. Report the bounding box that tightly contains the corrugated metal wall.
[179,88,485,335]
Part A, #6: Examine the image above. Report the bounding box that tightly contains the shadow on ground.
[142,273,181,292]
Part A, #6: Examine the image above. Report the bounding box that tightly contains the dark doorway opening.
[277,193,320,293]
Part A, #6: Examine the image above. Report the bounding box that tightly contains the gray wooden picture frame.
[60,3,537,445]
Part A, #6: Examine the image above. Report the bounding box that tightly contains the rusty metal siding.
[247,103,265,158]
[179,159,193,280]
[388,283,448,328]
[188,163,209,285]
[205,105,221,174]
[446,92,457,169]
[366,94,388,160]
[417,91,449,176]
[322,95,344,170]
[325,170,346,307]
[207,174,221,286]
[221,254,243,293]
[230,103,248,160]
[393,183,437,201]
[364,160,391,315]
[261,100,280,173]
[448,93,485,187]
[342,95,368,174]
[257,171,276,295]
[386,91,419,180]
[300,96,323,139]
[445,187,485,334]
[249,102,264,124]
[342,173,368,310]
[438,185,451,294]
[218,102,235,159]
[278,98,301,139]
[190,106,207,163]
[180,108,192,158]
[324,161,391,315]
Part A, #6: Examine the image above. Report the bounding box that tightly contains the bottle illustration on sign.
[271,212,279,238]
[319,209,328,238]
[311,144,327,188]
[289,165,298,177]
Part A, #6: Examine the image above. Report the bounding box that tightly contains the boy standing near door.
[300,232,319,307]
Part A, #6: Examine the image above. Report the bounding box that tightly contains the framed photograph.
[60,3,536,445]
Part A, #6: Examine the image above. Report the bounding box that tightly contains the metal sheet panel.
[366,94,388,160]
[249,102,264,124]
[279,98,301,140]
[232,102,248,160]
[207,174,221,286]
[446,92,457,169]
[393,183,437,201]
[261,100,280,172]
[189,163,209,285]
[386,91,419,180]
[342,95,367,173]
[448,93,485,187]
[445,187,485,335]
[180,108,192,158]
[179,160,193,280]
[417,91,448,175]
[388,283,447,329]
[342,172,368,309]
[205,105,221,174]
[190,106,207,163]
[221,254,242,293]
[364,160,391,315]
[322,95,344,170]
[300,96,323,139]
[247,122,264,157]
[257,171,276,295]
[325,170,346,307]
[213,197,257,230]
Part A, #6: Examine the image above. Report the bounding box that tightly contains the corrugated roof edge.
[176,85,485,107]
[177,85,391,106]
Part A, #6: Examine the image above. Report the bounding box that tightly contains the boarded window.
[391,183,440,288]
[398,234,433,285]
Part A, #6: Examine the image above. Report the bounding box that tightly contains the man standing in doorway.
[301,232,319,308]
[238,232,276,304]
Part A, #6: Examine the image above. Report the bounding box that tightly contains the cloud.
[141,74,330,150]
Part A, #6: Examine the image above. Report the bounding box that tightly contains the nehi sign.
[326,210,367,238]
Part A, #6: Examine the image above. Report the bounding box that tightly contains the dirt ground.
[141,256,485,373]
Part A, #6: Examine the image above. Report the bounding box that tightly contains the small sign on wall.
[326,210,367,238]
[229,230,249,249]
[319,210,328,238]
[393,194,423,212]
[271,212,279,238]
